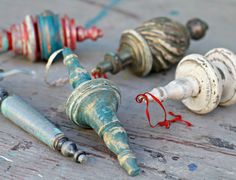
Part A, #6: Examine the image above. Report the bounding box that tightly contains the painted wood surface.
[0,0,236,179]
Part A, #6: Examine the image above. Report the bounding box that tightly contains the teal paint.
[62,48,140,176]
[0,31,9,52]
[170,10,179,16]
[0,89,87,163]
[62,48,91,89]
[85,0,122,28]
[37,11,63,60]
[1,95,62,148]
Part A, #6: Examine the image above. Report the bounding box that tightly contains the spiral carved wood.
[94,17,208,77]
[135,17,190,72]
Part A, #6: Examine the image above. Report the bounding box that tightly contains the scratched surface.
[0,0,236,179]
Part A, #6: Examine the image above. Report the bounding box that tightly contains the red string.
[135,92,192,129]
[91,71,108,79]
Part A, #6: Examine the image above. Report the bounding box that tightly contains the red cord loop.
[135,92,192,129]
[91,71,108,79]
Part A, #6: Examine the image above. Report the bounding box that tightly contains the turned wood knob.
[146,48,236,114]
[0,10,103,61]
[94,17,208,77]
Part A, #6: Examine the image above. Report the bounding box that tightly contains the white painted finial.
[146,48,236,114]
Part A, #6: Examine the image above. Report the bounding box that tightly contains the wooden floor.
[0,0,236,179]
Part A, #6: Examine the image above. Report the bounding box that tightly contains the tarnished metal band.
[53,134,67,151]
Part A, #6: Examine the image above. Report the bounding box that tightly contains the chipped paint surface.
[63,48,140,176]
[1,95,63,148]
[0,88,87,163]
[0,31,9,52]
[0,10,102,61]
[95,17,208,77]
[147,48,236,114]
[37,11,63,60]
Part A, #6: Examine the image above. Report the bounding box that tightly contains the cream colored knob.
[146,48,236,114]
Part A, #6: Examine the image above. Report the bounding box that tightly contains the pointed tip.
[120,156,140,176]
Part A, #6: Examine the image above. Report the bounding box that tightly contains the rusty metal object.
[93,17,208,76]
[140,48,236,114]
[0,88,87,163]
[0,10,103,61]
[49,48,140,176]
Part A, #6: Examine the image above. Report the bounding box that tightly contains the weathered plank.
[0,0,236,179]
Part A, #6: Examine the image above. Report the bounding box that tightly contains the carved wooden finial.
[144,48,236,114]
[93,17,208,77]
[0,10,103,61]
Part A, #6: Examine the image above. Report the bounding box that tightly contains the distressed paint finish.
[1,1,236,179]
[61,48,140,176]
[0,30,10,52]
[94,17,208,76]
[0,89,87,163]
[38,11,63,60]
[1,95,62,148]
[144,48,236,114]
[0,10,103,61]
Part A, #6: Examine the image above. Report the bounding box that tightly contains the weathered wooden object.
[0,87,87,163]
[51,48,140,176]
[142,48,236,114]
[0,10,103,61]
[93,17,208,77]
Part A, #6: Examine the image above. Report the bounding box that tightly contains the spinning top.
[139,48,236,114]
[0,10,103,61]
[92,17,208,77]
[49,48,140,176]
[0,88,87,163]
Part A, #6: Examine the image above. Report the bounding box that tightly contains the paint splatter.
[170,10,179,16]
[85,0,122,28]
[188,163,198,172]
